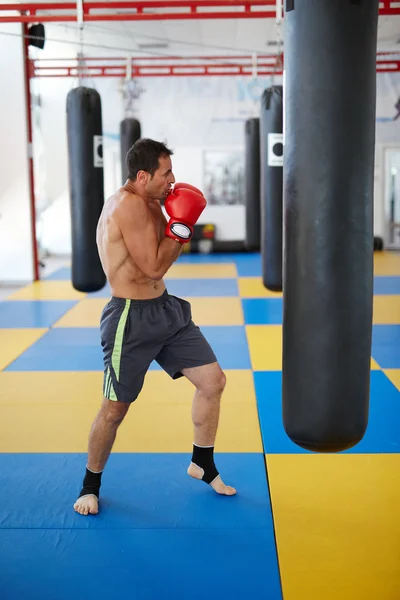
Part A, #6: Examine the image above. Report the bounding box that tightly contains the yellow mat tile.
[373,251,400,276]
[246,326,380,372]
[266,454,400,600]
[54,298,109,327]
[0,328,47,371]
[373,295,400,324]
[0,371,103,404]
[383,369,400,391]
[246,325,282,370]
[0,396,262,453]
[8,281,86,300]
[0,369,256,406]
[184,297,244,325]
[370,357,380,370]
[165,263,237,278]
[53,296,244,327]
[238,277,283,298]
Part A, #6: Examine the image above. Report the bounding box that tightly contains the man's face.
[146,155,175,200]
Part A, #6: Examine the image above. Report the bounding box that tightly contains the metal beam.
[1,0,400,23]
[31,53,400,78]
[0,0,276,23]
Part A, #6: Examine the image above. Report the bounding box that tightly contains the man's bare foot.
[187,462,236,495]
[73,494,99,515]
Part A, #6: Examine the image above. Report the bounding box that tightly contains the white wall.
[36,72,267,252]
[32,48,400,254]
[374,72,400,241]
[0,24,34,282]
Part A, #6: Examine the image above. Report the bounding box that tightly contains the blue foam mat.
[0,453,272,530]
[372,324,400,368]
[0,300,77,328]
[242,298,283,324]
[254,370,400,454]
[0,527,282,600]
[5,326,251,371]
[373,276,400,295]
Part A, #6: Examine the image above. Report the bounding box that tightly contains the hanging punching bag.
[260,86,283,291]
[244,118,261,251]
[282,0,379,452]
[120,118,141,183]
[67,87,106,293]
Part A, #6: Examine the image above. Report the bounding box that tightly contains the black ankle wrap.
[191,444,219,484]
[78,467,103,499]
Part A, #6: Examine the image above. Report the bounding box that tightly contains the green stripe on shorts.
[108,299,131,401]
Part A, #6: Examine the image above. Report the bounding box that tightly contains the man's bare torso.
[97,187,167,300]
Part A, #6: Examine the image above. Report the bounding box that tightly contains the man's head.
[126,138,175,200]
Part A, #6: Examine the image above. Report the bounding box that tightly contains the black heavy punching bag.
[120,118,141,183]
[67,87,106,293]
[244,118,260,251]
[260,86,283,291]
[282,0,379,452]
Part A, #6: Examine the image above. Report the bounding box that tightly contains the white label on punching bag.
[268,133,284,167]
[93,135,103,168]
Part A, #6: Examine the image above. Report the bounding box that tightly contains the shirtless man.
[74,138,236,516]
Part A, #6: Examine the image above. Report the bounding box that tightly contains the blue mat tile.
[254,370,400,454]
[0,527,282,600]
[150,325,251,371]
[6,326,251,371]
[166,278,238,296]
[242,298,283,324]
[86,282,112,298]
[374,276,400,295]
[44,267,72,281]
[372,324,400,368]
[5,328,103,371]
[0,300,77,328]
[0,453,270,530]
[233,253,262,277]
[177,253,236,264]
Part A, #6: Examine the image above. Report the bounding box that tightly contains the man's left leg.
[182,362,236,496]
[156,294,236,495]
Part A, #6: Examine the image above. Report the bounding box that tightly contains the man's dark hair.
[126,138,173,180]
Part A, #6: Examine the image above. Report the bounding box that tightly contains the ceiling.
[22,9,400,60]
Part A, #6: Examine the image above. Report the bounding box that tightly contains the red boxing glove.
[164,182,207,244]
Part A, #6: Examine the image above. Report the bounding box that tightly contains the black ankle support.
[191,444,219,484]
[78,467,103,499]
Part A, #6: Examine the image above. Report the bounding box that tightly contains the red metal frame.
[31,53,400,78]
[22,24,40,281]
[1,0,400,22]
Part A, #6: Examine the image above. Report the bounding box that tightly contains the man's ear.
[136,170,148,184]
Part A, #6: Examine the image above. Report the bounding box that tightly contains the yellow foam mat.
[0,328,47,371]
[185,297,243,325]
[8,281,86,300]
[54,299,109,327]
[266,454,400,600]
[373,295,400,324]
[165,263,237,278]
[238,277,283,298]
[383,369,400,391]
[246,325,380,371]
[374,252,400,276]
[246,325,282,370]
[0,370,256,405]
[0,370,262,452]
[53,296,244,327]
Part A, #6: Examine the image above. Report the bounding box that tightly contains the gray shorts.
[100,290,217,403]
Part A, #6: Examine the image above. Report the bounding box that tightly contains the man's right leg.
[73,397,130,516]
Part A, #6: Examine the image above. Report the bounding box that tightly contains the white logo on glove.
[171,223,191,239]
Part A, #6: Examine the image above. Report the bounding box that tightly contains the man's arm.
[118,197,181,280]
